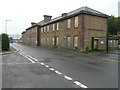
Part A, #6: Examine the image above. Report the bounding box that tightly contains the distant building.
[22,6,109,51]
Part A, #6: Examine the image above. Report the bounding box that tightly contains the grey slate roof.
[37,6,109,27]
[26,6,109,30]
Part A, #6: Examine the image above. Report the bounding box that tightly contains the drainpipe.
[37,25,40,46]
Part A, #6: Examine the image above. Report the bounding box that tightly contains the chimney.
[44,15,52,22]
[62,13,67,17]
[31,22,36,26]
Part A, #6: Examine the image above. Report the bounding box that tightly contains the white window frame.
[47,38,49,45]
[52,37,55,45]
[67,19,71,29]
[53,24,55,31]
[56,37,59,46]
[41,27,43,33]
[41,38,43,43]
[44,26,46,32]
[47,25,49,32]
[74,37,78,47]
[75,16,78,27]
[56,23,59,30]
[67,37,71,47]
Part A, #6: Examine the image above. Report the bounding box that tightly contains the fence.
[92,36,120,55]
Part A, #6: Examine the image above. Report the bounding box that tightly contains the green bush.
[0,33,10,51]
[84,46,91,53]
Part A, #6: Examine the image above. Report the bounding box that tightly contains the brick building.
[22,6,109,51]
[22,22,40,46]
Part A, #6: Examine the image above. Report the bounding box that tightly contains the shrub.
[84,46,91,53]
[0,33,10,51]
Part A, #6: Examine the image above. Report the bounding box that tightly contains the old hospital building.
[22,6,109,51]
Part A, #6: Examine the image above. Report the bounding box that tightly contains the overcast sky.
[0,0,119,35]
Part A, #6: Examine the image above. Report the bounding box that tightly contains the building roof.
[26,6,109,30]
[38,6,109,27]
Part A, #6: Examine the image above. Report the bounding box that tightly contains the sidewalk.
[0,47,18,55]
[19,43,119,61]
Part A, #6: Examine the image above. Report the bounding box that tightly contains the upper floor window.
[56,23,59,30]
[47,25,49,32]
[44,26,46,32]
[67,19,71,29]
[75,16,78,27]
[53,24,55,31]
[41,27,43,33]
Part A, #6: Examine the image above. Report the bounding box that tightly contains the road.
[2,43,119,88]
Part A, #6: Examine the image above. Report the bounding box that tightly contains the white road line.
[26,55,38,62]
[23,55,35,63]
[64,76,73,80]
[12,46,88,88]
[27,58,36,63]
[49,68,55,71]
[40,62,45,65]
[45,65,49,68]
[74,81,88,88]
[55,70,62,75]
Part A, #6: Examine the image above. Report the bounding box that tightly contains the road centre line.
[64,76,73,80]
[49,68,55,71]
[45,65,49,68]
[40,62,45,65]
[74,81,88,88]
[55,70,62,75]
[12,46,88,88]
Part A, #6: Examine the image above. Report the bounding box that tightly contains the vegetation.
[108,16,120,36]
[84,46,91,53]
[0,33,10,51]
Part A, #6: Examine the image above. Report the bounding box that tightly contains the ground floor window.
[52,37,55,45]
[67,37,70,47]
[41,38,43,43]
[74,37,78,47]
[56,37,59,46]
[46,38,49,45]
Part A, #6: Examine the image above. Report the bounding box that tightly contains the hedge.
[0,33,10,51]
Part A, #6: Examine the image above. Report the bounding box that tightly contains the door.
[94,39,98,49]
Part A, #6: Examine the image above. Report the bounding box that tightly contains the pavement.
[1,43,119,88]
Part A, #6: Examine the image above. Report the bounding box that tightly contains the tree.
[0,33,10,51]
[108,16,118,35]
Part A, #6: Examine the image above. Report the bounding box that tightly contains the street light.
[5,20,11,34]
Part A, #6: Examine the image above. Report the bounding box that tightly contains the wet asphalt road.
[2,43,119,88]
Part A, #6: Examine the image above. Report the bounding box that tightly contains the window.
[75,16,78,27]
[67,19,71,29]
[44,26,46,32]
[56,23,59,30]
[47,25,49,32]
[44,38,46,42]
[56,37,59,46]
[47,38,49,45]
[41,38,43,43]
[53,24,55,31]
[74,37,78,47]
[41,27,43,33]
[52,37,55,45]
[67,37,70,46]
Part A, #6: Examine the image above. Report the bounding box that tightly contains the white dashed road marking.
[64,76,73,80]
[55,70,62,75]
[49,68,55,71]
[74,81,88,88]
[11,45,88,88]
[40,62,45,65]
[45,65,49,68]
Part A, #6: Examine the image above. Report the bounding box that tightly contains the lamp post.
[5,20,11,34]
